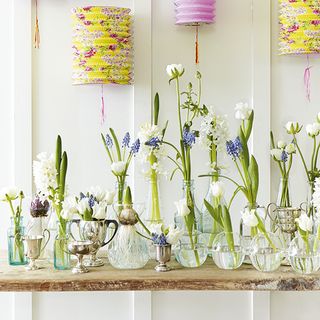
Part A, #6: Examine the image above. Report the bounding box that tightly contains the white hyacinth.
[312,177,320,218]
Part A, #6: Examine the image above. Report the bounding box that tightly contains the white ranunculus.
[241,208,258,227]
[277,140,286,149]
[270,148,283,161]
[306,123,320,137]
[295,213,313,232]
[166,64,184,78]
[105,189,115,205]
[285,143,296,154]
[89,186,106,202]
[234,102,253,120]
[174,198,190,217]
[166,224,183,245]
[61,196,78,220]
[92,202,106,220]
[210,181,225,198]
[111,161,126,175]
[285,121,301,134]
[0,186,19,201]
[77,197,91,215]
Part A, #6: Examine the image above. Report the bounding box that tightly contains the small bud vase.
[53,221,71,270]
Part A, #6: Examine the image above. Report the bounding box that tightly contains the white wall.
[0,0,318,319]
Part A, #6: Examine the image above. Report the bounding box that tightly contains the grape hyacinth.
[226,136,243,159]
[122,132,131,148]
[182,129,196,147]
[88,195,95,208]
[152,233,168,246]
[105,134,113,148]
[145,137,161,149]
[130,139,141,154]
[281,150,288,162]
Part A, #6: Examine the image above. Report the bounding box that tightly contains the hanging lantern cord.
[195,25,199,64]
[101,84,105,125]
[304,55,312,103]
[34,0,40,48]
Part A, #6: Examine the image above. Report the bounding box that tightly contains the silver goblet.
[67,240,94,274]
[24,229,50,271]
[154,244,172,272]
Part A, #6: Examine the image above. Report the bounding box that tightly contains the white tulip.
[61,196,78,220]
[174,198,190,217]
[270,149,283,161]
[295,213,313,232]
[277,140,286,149]
[285,121,301,134]
[92,202,106,220]
[0,186,19,201]
[210,181,225,198]
[77,197,91,215]
[105,189,115,205]
[149,223,163,235]
[285,143,295,154]
[241,208,258,227]
[89,186,106,202]
[306,123,320,137]
[111,161,126,175]
[166,224,183,245]
[166,64,184,78]
[234,102,253,120]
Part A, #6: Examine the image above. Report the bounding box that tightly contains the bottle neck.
[182,180,195,197]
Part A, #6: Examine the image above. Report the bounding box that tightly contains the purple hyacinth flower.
[145,137,161,149]
[122,132,131,148]
[281,150,288,162]
[88,195,95,208]
[105,134,113,148]
[183,129,196,147]
[130,139,140,154]
[226,136,243,159]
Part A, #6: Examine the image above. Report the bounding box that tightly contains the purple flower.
[30,196,50,217]
[88,195,95,209]
[183,129,196,147]
[130,139,140,154]
[281,150,288,162]
[145,137,161,149]
[122,132,130,148]
[152,233,168,246]
[105,134,113,148]
[226,137,243,159]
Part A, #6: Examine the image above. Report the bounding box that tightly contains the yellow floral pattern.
[72,6,133,85]
[279,0,320,55]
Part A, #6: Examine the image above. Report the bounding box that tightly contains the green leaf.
[109,128,121,161]
[153,93,160,126]
[55,135,62,186]
[59,152,68,202]
[270,131,275,149]
[161,120,169,139]
[248,155,259,203]
[239,127,249,169]
[245,110,254,140]
[221,205,233,233]
[204,200,223,227]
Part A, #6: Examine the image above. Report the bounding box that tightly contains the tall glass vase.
[145,176,162,224]
[200,173,224,254]
[7,217,27,266]
[115,180,127,205]
[277,178,292,208]
[53,221,70,270]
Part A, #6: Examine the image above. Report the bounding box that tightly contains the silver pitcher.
[154,244,172,272]
[69,219,118,267]
[24,229,50,271]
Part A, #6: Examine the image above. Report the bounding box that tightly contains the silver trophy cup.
[155,244,172,272]
[69,219,118,267]
[67,240,94,274]
[24,229,50,271]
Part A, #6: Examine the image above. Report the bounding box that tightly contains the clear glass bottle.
[145,177,162,225]
[53,221,70,270]
[7,217,28,266]
[115,180,127,205]
[277,177,292,208]
[307,180,315,218]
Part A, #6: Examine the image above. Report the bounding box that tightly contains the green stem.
[293,135,310,182]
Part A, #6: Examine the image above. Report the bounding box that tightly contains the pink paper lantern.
[174,0,215,64]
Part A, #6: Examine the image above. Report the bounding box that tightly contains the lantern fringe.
[304,55,312,102]
[195,25,199,64]
[101,85,105,125]
[34,0,40,49]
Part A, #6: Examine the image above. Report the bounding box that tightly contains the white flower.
[234,102,253,120]
[77,197,91,215]
[92,202,106,220]
[285,121,301,134]
[0,186,19,201]
[138,123,162,144]
[105,189,115,205]
[149,223,163,235]
[33,152,57,196]
[166,64,184,78]
[166,225,183,245]
[285,143,296,154]
[277,140,286,149]
[312,178,320,218]
[241,208,258,227]
[210,181,224,198]
[317,112,320,123]
[295,213,313,232]
[174,198,190,217]
[61,196,78,220]
[306,123,320,137]
[270,148,283,161]
[111,161,126,175]
[89,186,106,202]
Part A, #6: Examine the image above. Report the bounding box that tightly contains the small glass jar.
[212,232,245,270]
[287,235,320,274]
[175,243,208,268]
[249,233,284,272]
[7,217,28,266]
[53,221,70,270]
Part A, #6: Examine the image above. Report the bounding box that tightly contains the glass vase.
[276,178,292,208]
[7,217,28,266]
[53,221,70,270]
[145,176,162,225]
[307,180,316,218]
[115,180,127,205]
[199,172,224,255]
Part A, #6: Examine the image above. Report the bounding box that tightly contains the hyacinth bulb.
[30,195,50,217]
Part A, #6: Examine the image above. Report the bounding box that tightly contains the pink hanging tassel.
[304,56,312,102]
[101,85,105,124]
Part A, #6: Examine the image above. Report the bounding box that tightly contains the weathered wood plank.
[0,257,319,292]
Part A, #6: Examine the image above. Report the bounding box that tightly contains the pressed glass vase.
[53,221,71,270]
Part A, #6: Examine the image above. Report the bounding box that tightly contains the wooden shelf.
[0,256,319,292]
